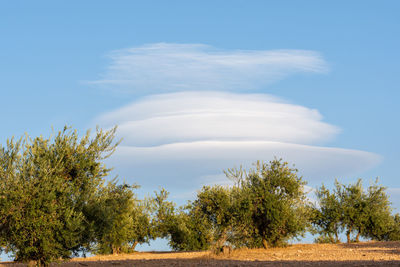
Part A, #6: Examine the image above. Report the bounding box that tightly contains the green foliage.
[182,160,309,250]
[0,127,118,266]
[362,180,393,241]
[148,189,212,251]
[220,159,309,249]
[312,179,394,243]
[336,179,368,242]
[86,181,152,255]
[239,160,309,248]
[151,189,176,240]
[1,127,399,264]
[311,184,342,243]
[387,214,400,241]
[188,185,236,250]
[166,206,213,251]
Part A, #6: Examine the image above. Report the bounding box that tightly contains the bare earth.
[2,241,400,266]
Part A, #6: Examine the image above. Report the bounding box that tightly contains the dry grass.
[2,241,400,266]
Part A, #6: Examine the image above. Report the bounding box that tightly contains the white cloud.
[108,141,381,190]
[95,91,381,199]
[97,91,339,146]
[89,43,328,93]
[89,43,381,202]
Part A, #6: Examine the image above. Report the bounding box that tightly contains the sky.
[0,0,399,251]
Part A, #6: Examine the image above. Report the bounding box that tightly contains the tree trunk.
[328,233,334,243]
[112,246,120,254]
[213,231,228,254]
[262,238,268,249]
[131,241,139,251]
[216,232,227,249]
[346,227,352,243]
[355,232,360,242]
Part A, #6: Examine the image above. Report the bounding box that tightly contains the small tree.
[314,179,394,243]
[87,182,152,254]
[0,127,118,266]
[362,180,393,241]
[150,189,177,240]
[189,185,235,250]
[336,179,369,243]
[311,184,342,243]
[166,205,213,251]
[226,159,309,248]
[387,214,400,241]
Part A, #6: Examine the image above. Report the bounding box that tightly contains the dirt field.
[2,241,400,266]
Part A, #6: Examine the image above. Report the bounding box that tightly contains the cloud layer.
[97,91,339,146]
[96,91,381,197]
[89,43,381,201]
[90,43,328,93]
[109,141,381,188]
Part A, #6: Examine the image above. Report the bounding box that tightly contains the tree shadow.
[339,241,400,256]
[3,259,400,267]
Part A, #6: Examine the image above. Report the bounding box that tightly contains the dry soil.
[2,241,400,266]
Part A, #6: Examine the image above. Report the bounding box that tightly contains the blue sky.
[0,1,399,249]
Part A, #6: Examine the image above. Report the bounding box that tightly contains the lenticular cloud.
[89,43,328,93]
[98,91,339,146]
[95,91,381,194]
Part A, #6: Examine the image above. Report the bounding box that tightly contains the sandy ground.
[2,241,400,266]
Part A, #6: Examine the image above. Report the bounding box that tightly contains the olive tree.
[311,183,343,243]
[87,181,153,255]
[226,159,310,248]
[0,127,118,266]
[189,185,236,250]
[313,179,394,243]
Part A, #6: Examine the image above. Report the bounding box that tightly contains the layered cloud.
[97,91,339,146]
[89,43,328,93]
[96,91,381,197]
[88,43,382,201]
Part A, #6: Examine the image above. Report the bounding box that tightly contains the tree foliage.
[1,125,399,264]
[186,159,310,250]
[236,160,309,248]
[311,183,343,243]
[86,181,153,254]
[0,127,118,266]
[312,179,394,243]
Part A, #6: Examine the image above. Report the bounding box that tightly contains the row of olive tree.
[1,127,399,265]
[159,164,400,251]
[310,179,400,243]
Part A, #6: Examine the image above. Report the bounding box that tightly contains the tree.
[145,189,211,251]
[189,185,235,250]
[361,180,393,241]
[226,159,310,248]
[313,179,394,243]
[311,183,342,243]
[150,189,177,240]
[0,127,118,266]
[166,205,213,251]
[336,179,369,243]
[87,181,153,254]
[387,214,400,241]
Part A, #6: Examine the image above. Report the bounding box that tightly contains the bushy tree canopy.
[185,159,310,250]
[310,183,342,243]
[312,179,394,243]
[0,127,118,266]
[86,181,153,254]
